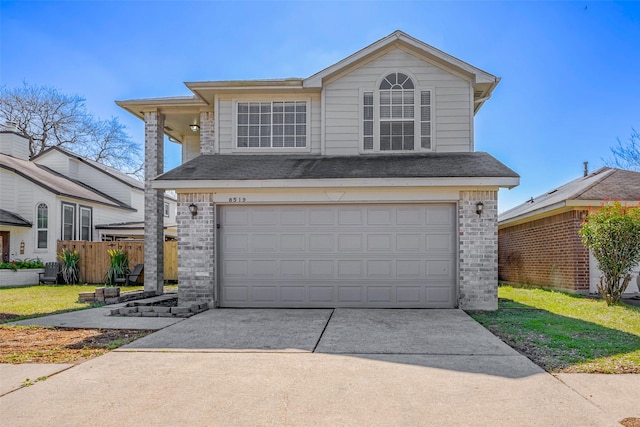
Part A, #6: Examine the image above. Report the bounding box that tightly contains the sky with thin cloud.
[2,1,638,212]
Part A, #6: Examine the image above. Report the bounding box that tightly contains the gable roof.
[32,146,144,190]
[153,152,519,189]
[0,153,135,210]
[0,209,32,227]
[117,30,499,142]
[499,167,640,226]
[304,31,499,112]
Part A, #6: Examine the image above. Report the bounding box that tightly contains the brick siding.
[459,190,499,310]
[177,193,216,306]
[143,111,165,295]
[498,210,590,292]
[199,111,215,155]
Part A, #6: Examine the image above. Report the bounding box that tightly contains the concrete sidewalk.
[9,301,184,330]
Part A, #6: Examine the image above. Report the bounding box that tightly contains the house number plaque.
[228,197,247,203]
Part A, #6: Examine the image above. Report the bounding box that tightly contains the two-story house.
[118,31,519,310]
[0,123,176,268]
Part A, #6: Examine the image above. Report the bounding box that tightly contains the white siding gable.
[324,48,472,155]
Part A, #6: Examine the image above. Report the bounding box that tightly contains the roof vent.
[583,161,589,177]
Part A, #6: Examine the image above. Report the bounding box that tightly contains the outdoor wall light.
[189,124,200,132]
[475,201,484,217]
[188,203,198,217]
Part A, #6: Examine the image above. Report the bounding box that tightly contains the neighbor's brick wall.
[459,190,498,310]
[177,193,216,306]
[498,210,590,292]
[143,111,165,295]
[200,111,215,155]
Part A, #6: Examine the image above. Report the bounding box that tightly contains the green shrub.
[58,249,80,284]
[105,249,129,287]
[0,258,45,270]
[580,201,640,305]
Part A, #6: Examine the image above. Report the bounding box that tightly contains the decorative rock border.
[110,302,209,318]
[78,289,159,304]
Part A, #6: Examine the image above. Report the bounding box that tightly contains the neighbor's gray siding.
[324,48,472,155]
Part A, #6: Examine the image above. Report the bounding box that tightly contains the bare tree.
[0,82,142,178]
[606,128,640,171]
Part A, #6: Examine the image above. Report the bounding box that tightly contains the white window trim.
[231,97,312,153]
[79,205,92,241]
[61,202,76,241]
[164,202,170,217]
[34,202,48,252]
[358,72,435,154]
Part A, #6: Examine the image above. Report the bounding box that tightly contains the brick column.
[459,190,498,310]
[143,111,164,295]
[200,111,215,155]
[177,193,216,306]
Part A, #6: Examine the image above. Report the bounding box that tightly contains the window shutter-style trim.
[420,90,432,150]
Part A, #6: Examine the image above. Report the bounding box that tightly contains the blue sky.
[2,1,639,212]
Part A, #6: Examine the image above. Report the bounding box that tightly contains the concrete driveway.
[0,309,621,426]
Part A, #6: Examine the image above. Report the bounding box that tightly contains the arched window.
[362,72,432,152]
[37,203,48,249]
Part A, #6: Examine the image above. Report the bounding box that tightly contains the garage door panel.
[309,208,335,225]
[251,234,277,251]
[280,260,305,277]
[426,234,454,251]
[338,234,363,251]
[367,208,393,225]
[309,234,334,251]
[397,207,422,225]
[338,286,362,302]
[280,234,305,251]
[337,260,363,277]
[280,209,305,225]
[367,260,393,277]
[309,260,334,277]
[220,204,456,308]
[338,208,363,225]
[309,286,333,302]
[367,234,393,251]
[280,286,305,302]
[396,286,422,303]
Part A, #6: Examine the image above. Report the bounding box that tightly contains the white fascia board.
[152,176,518,190]
[565,199,640,208]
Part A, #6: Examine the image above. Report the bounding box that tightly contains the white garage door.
[219,204,456,308]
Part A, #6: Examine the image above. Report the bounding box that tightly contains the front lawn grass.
[469,286,640,373]
[0,284,177,323]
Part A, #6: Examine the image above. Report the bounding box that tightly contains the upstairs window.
[237,101,307,149]
[362,72,432,152]
[37,203,48,249]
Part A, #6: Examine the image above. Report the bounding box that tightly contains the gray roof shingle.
[0,209,32,227]
[499,167,640,224]
[157,152,519,181]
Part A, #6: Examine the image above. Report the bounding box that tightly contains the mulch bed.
[0,327,151,364]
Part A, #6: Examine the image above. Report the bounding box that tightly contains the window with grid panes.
[362,73,432,152]
[237,101,307,148]
[37,203,48,249]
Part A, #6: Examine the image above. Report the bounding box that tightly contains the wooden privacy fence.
[57,240,178,284]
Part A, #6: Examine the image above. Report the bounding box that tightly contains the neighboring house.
[0,123,177,268]
[498,167,640,295]
[118,30,519,310]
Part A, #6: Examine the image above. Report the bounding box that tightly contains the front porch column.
[458,190,498,310]
[143,110,164,295]
[177,193,216,306]
[200,110,215,155]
